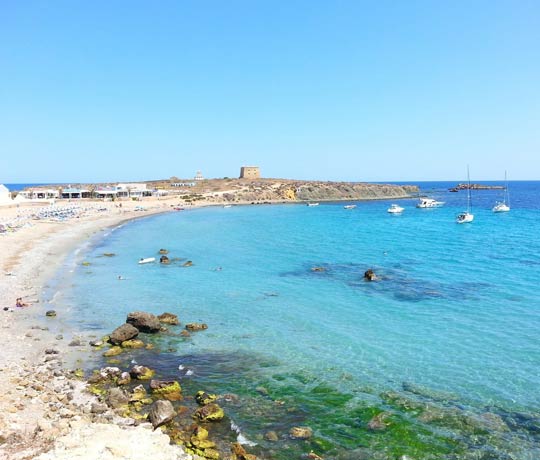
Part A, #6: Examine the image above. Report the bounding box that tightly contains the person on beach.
[15,297,28,308]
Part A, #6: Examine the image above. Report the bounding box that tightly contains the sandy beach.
[0,197,192,459]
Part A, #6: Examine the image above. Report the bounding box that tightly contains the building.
[116,183,151,198]
[240,166,260,179]
[0,184,12,205]
[17,188,60,200]
[61,187,91,199]
[194,171,204,181]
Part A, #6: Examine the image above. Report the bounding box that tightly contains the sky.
[1,0,539,183]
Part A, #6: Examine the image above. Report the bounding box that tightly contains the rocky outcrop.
[157,312,179,325]
[193,403,224,422]
[289,426,313,439]
[109,323,139,345]
[147,400,176,429]
[185,323,208,331]
[126,312,161,333]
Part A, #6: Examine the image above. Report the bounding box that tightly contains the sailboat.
[493,171,510,213]
[456,166,474,224]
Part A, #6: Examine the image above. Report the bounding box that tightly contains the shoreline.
[0,198,194,459]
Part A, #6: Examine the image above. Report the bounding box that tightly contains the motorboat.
[493,171,510,213]
[343,204,357,209]
[306,202,320,207]
[223,204,232,208]
[456,166,474,224]
[416,198,445,208]
[138,257,156,264]
[387,204,404,214]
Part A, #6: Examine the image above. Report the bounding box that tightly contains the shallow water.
[51,181,540,459]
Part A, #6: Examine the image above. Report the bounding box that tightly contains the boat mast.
[505,170,510,207]
[467,165,472,213]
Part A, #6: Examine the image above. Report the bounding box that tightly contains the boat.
[387,204,404,214]
[493,171,510,213]
[223,204,232,208]
[416,198,445,208]
[456,166,474,224]
[306,202,320,207]
[343,204,357,209]
[138,257,156,264]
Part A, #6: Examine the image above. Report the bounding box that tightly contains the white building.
[17,188,60,200]
[194,171,204,181]
[0,184,12,205]
[116,183,151,198]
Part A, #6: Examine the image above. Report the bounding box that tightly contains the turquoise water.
[55,182,540,459]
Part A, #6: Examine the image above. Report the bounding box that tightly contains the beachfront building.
[0,184,12,205]
[116,183,151,198]
[17,188,60,200]
[240,166,260,179]
[61,187,91,199]
[95,186,118,199]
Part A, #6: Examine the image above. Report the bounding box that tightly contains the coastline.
[0,198,192,459]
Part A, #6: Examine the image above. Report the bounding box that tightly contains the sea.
[46,181,540,460]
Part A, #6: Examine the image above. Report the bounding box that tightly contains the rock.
[255,386,269,396]
[45,348,59,355]
[264,430,279,441]
[367,412,390,431]
[157,312,179,325]
[89,340,104,347]
[109,323,139,345]
[180,330,191,337]
[311,266,326,272]
[90,402,108,414]
[185,323,208,331]
[55,334,63,340]
[68,338,82,346]
[130,365,155,380]
[126,311,161,333]
[130,384,148,402]
[148,400,176,428]
[46,310,57,317]
[103,253,116,257]
[289,426,313,439]
[231,442,257,460]
[364,269,377,281]
[121,338,145,349]
[117,372,131,385]
[103,346,123,357]
[193,403,225,422]
[150,380,182,401]
[182,260,193,267]
[195,390,217,406]
[106,387,130,409]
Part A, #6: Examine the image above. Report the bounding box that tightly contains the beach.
[0,197,191,459]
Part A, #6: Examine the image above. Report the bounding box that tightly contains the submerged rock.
[121,338,145,348]
[193,403,225,422]
[46,310,57,317]
[186,323,208,331]
[195,390,217,406]
[367,412,390,431]
[126,311,161,333]
[289,426,313,439]
[103,346,123,357]
[106,387,130,409]
[148,399,176,429]
[130,365,155,380]
[109,323,139,345]
[158,312,179,325]
[150,380,182,401]
[231,442,257,460]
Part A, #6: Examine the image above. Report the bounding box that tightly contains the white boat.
[416,198,445,208]
[387,204,404,214]
[307,202,320,207]
[493,171,510,213]
[223,204,232,208]
[344,204,357,209]
[138,257,156,264]
[456,166,474,224]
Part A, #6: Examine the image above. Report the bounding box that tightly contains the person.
[15,297,27,308]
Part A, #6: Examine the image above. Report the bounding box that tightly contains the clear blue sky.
[1,0,539,182]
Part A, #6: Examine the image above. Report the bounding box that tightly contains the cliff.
[195,179,418,203]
